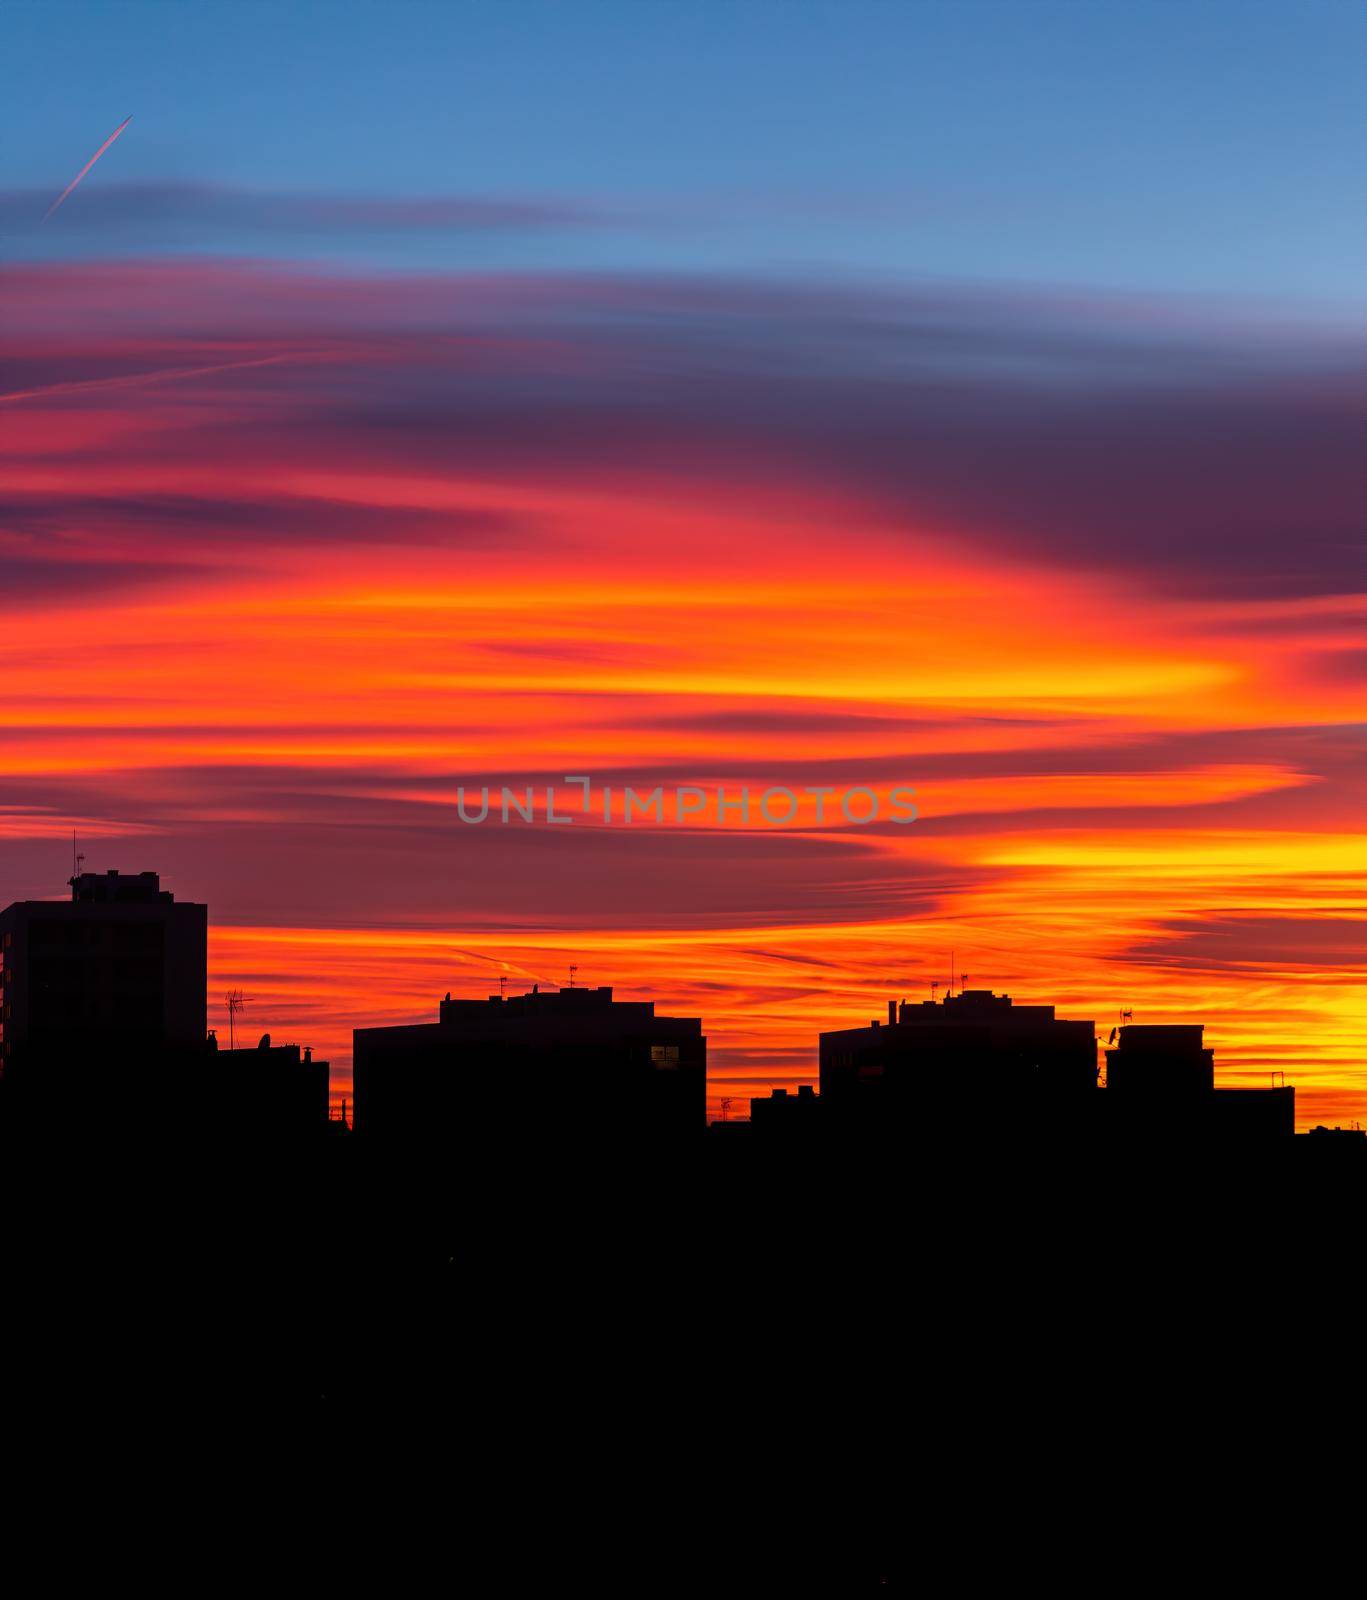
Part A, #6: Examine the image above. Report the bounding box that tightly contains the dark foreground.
[2,1122,1360,1588]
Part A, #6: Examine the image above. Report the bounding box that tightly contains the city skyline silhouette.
[3,860,1360,1555]
[5,848,1362,1133]
[4,865,1361,1146]
[3,5,1363,1575]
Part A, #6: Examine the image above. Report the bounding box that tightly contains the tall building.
[1105,1025,1212,1095]
[0,869,336,1144]
[1106,1024,1294,1141]
[354,984,706,1150]
[819,988,1099,1134]
[817,993,1295,1146]
[0,869,207,1081]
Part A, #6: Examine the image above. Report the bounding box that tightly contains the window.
[650,1044,680,1068]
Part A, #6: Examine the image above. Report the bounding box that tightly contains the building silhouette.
[1105,1023,1293,1141]
[748,1082,821,1140]
[354,983,705,1150]
[819,988,1098,1138]
[1105,1023,1212,1093]
[212,1037,332,1142]
[800,990,1297,1147]
[0,869,207,1072]
[0,869,332,1142]
[0,870,207,1130]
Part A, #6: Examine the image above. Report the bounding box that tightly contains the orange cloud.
[3,261,1365,1131]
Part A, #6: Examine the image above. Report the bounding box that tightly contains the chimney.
[887,999,897,1025]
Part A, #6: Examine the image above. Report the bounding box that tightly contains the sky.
[2,1,1365,1124]
[5,0,1367,295]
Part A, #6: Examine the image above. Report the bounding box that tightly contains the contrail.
[0,353,307,406]
[44,115,132,220]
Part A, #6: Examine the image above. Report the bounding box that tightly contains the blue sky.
[3,0,1364,300]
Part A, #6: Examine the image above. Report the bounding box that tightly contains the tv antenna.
[568,964,578,989]
[1106,1008,1135,1047]
[720,1097,733,1122]
[225,989,254,1051]
[70,829,85,884]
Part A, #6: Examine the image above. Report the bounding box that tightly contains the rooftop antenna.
[951,950,955,995]
[720,1097,732,1122]
[499,975,507,999]
[224,988,253,1052]
[568,963,578,989]
[1107,1007,1135,1047]
[70,829,85,885]
[931,980,939,1003]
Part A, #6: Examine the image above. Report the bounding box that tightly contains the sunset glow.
[2,255,1363,1128]
[5,0,1366,1138]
